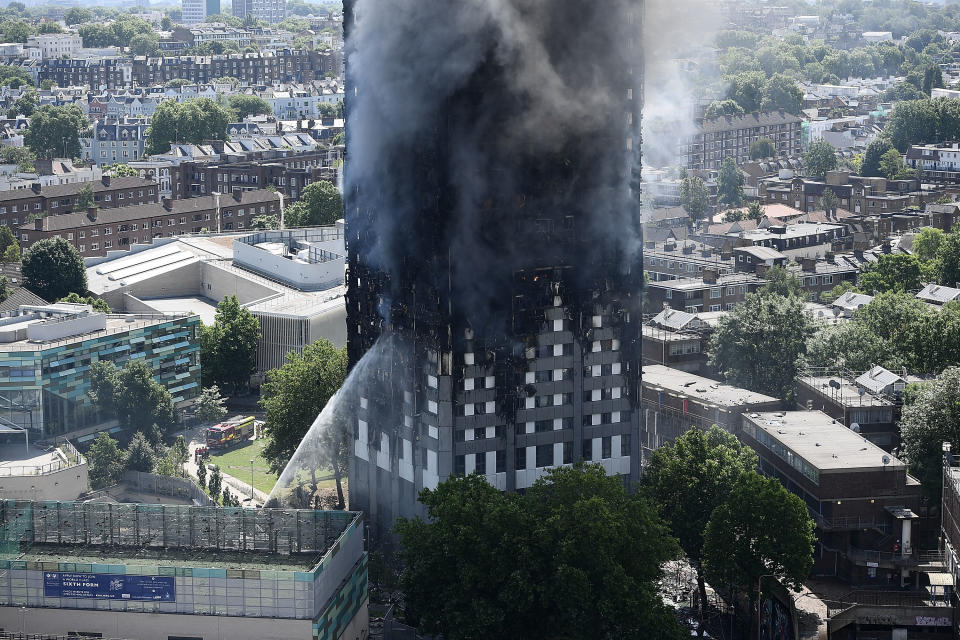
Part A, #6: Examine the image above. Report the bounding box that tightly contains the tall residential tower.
[344,0,644,535]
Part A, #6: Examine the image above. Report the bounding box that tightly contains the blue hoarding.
[44,572,175,602]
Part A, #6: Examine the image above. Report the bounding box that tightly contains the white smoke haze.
[642,0,722,171]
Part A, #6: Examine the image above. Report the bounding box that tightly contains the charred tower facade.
[344,0,644,535]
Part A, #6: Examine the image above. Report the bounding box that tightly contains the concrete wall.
[202,262,278,304]
[234,239,344,291]
[102,260,205,310]
[309,302,347,348]
[0,463,88,501]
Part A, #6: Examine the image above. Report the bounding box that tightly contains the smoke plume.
[344,0,643,338]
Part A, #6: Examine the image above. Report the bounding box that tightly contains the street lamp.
[250,458,255,503]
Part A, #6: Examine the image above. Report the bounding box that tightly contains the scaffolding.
[0,500,355,561]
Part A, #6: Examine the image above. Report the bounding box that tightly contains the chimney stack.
[101,175,111,187]
[33,216,42,231]
[702,267,719,284]
[801,257,817,272]
[162,197,172,211]
[30,183,40,194]
[233,190,242,202]
[87,207,97,221]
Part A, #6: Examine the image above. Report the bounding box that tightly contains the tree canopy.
[717,157,744,207]
[749,138,777,160]
[709,292,813,400]
[680,175,709,221]
[861,138,895,177]
[804,140,838,179]
[145,98,231,155]
[227,94,273,120]
[57,292,110,312]
[89,360,177,443]
[24,104,87,160]
[858,253,927,294]
[900,367,960,498]
[643,426,758,634]
[195,385,228,425]
[22,237,87,301]
[199,295,260,393]
[702,471,815,621]
[283,180,343,227]
[86,432,124,489]
[261,338,348,505]
[396,465,684,640]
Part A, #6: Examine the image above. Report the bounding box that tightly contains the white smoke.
[642,0,722,171]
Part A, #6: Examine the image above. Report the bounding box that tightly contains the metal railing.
[827,589,951,617]
[811,513,892,533]
[0,441,85,477]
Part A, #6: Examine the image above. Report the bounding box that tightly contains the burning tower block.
[344,0,645,535]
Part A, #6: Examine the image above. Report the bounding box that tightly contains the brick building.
[684,110,803,171]
[18,189,279,257]
[170,152,339,201]
[760,171,927,215]
[0,176,157,230]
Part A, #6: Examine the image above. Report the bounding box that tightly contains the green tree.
[161,16,173,30]
[114,360,177,441]
[76,183,95,210]
[105,163,139,178]
[171,435,189,477]
[250,214,280,230]
[129,32,160,56]
[900,368,960,498]
[227,94,272,120]
[804,140,838,179]
[709,293,813,400]
[200,295,260,393]
[1,145,35,172]
[749,138,777,160]
[222,486,234,506]
[746,200,764,221]
[819,188,840,215]
[65,7,93,25]
[859,253,925,294]
[37,22,63,35]
[680,175,709,221]
[717,157,744,206]
[396,466,684,640]
[86,432,124,489]
[819,280,861,304]
[207,465,223,502]
[261,339,348,506]
[0,65,31,89]
[760,265,805,298]
[914,227,945,262]
[878,148,912,180]
[6,91,35,119]
[0,19,32,43]
[57,292,111,312]
[726,71,766,112]
[24,104,87,160]
[761,74,803,114]
[933,229,960,287]
[22,237,87,301]
[195,385,228,424]
[0,225,19,263]
[643,426,758,635]
[197,459,207,489]
[124,431,156,473]
[924,65,944,95]
[704,99,745,119]
[145,98,231,155]
[702,471,815,628]
[283,180,343,227]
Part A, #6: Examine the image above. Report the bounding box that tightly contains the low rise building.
[739,411,926,585]
[684,110,803,171]
[640,364,780,451]
[0,303,201,438]
[0,436,88,501]
[641,309,713,375]
[19,189,280,258]
[25,33,82,60]
[0,500,367,640]
[0,176,157,231]
[761,171,927,216]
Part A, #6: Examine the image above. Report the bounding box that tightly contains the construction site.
[0,500,368,640]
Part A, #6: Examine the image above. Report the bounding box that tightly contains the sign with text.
[44,572,175,602]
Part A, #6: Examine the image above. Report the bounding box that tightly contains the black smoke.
[344,0,643,345]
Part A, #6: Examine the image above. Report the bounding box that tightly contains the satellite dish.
[882,455,891,466]
[851,423,861,433]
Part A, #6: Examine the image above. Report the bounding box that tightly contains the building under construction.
[344,0,645,534]
[0,500,367,640]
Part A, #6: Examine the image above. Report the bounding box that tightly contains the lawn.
[208,438,279,495]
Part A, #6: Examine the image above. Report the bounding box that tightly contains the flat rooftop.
[745,410,906,472]
[798,375,896,408]
[142,295,219,325]
[0,313,191,351]
[19,543,320,572]
[642,364,779,407]
[0,444,60,474]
